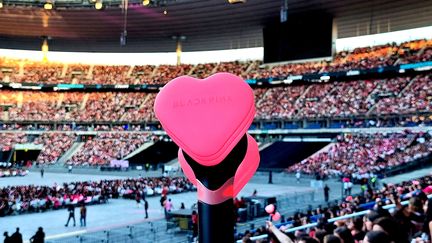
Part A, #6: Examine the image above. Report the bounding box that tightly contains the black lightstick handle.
[182,135,248,243]
[198,199,235,243]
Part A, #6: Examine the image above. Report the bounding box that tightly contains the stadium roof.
[0,0,430,52]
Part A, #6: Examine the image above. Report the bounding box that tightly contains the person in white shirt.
[296,171,301,183]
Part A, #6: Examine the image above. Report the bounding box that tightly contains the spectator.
[192,210,198,239]
[10,228,23,243]
[324,185,330,203]
[164,198,173,218]
[65,204,76,227]
[29,227,45,243]
[80,204,87,227]
[3,232,11,243]
[424,198,432,241]
[334,227,354,243]
[363,230,391,243]
[144,200,149,219]
[323,235,341,243]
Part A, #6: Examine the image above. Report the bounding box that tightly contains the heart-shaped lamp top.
[154,73,255,166]
[265,204,275,214]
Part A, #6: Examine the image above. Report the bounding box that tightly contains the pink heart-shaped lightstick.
[154,73,260,243]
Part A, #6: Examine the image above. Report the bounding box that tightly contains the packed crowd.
[0,168,28,177]
[2,91,157,122]
[0,123,148,132]
[67,132,152,166]
[239,174,432,243]
[0,39,430,85]
[287,131,432,177]
[0,133,27,151]
[34,133,76,165]
[0,176,194,217]
[0,132,155,167]
[254,75,431,120]
[0,74,431,123]
[373,75,432,115]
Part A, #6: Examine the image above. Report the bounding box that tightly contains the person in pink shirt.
[163,198,173,219]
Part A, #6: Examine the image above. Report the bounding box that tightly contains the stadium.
[0,0,432,242]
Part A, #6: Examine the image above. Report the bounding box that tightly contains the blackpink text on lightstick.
[154,73,260,243]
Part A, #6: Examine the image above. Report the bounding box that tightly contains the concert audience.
[130,65,155,85]
[238,173,432,243]
[373,75,432,115]
[34,133,76,165]
[68,132,152,166]
[4,91,156,122]
[0,168,28,177]
[288,131,432,177]
[0,74,431,124]
[192,63,217,78]
[0,38,430,86]
[0,176,194,217]
[0,133,27,151]
[91,65,130,85]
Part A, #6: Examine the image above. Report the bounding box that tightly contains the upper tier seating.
[0,39,430,85]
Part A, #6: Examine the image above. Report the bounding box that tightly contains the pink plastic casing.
[154,73,255,166]
[265,204,275,214]
[272,212,281,221]
[178,134,260,201]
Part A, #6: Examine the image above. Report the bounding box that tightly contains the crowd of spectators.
[0,123,156,132]
[0,57,19,83]
[2,91,156,122]
[0,74,431,123]
[130,65,155,85]
[34,133,76,165]
[0,176,194,217]
[0,168,28,177]
[216,61,254,78]
[0,41,429,126]
[0,132,27,151]
[66,64,90,82]
[12,61,63,84]
[238,174,432,243]
[8,91,59,121]
[255,86,306,120]
[152,64,193,84]
[300,80,376,118]
[398,39,432,64]
[90,65,130,85]
[287,131,432,177]
[192,63,217,79]
[0,39,430,86]
[253,75,432,120]
[373,75,432,115]
[67,132,152,166]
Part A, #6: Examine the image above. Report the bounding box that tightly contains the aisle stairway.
[123,141,155,160]
[57,142,85,165]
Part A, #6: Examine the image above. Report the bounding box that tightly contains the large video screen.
[263,11,333,63]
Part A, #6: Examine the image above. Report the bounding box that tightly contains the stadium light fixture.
[44,1,53,10]
[95,0,103,10]
[142,0,150,6]
[228,0,246,4]
[0,1,3,9]
[163,8,167,15]
[41,38,49,62]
